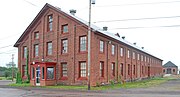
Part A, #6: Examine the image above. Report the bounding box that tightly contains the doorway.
[36,67,40,86]
[167,68,172,74]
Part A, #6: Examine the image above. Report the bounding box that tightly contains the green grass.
[8,77,173,90]
[0,77,13,80]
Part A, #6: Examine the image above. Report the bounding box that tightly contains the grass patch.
[92,77,171,90]
[8,77,174,90]
[9,83,31,87]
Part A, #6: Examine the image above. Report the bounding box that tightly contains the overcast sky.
[0,0,180,69]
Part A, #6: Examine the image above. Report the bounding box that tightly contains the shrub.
[110,80,115,86]
[16,71,22,84]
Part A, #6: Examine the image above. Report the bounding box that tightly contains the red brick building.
[163,61,178,75]
[14,3,163,86]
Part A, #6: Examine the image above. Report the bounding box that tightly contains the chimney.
[115,33,120,38]
[103,26,108,31]
[142,47,144,49]
[133,42,136,45]
[122,36,125,39]
[69,9,76,15]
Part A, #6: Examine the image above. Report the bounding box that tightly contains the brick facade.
[14,3,163,86]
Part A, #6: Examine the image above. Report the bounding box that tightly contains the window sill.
[60,77,68,80]
[78,77,87,80]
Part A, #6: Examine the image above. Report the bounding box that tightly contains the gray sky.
[0,0,180,69]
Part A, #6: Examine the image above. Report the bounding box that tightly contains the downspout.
[73,25,76,83]
[116,44,118,82]
[124,48,126,80]
[56,16,59,85]
[106,41,109,83]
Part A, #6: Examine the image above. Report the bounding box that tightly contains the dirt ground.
[0,78,180,97]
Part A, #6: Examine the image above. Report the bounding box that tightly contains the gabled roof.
[14,3,162,61]
[163,61,178,68]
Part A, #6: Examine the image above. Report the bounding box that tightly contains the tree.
[25,49,30,83]
[4,70,10,78]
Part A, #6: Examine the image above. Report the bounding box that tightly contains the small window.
[133,52,135,59]
[133,65,135,75]
[137,54,140,60]
[48,14,53,31]
[141,55,143,61]
[163,69,165,73]
[31,67,35,79]
[34,44,39,57]
[79,62,86,77]
[128,64,130,75]
[112,63,115,76]
[42,67,44,79]
[62,24,68,33]
[80,36,86,52]
[22,65,26,77]
[121,63,123,76]
[47,67,54,79]
[34,31,39,39]
[61,63,68,77]
[47,42,52,55]
[127,50,130,58]
[112,44,115,55]
[100,40,104,52]
[173,69,175,72]
[100,61,104,77]
[62,39,68,54]
[23,46,27,58]
[120,47,123,57]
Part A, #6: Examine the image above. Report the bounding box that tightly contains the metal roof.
[163,61,178,68]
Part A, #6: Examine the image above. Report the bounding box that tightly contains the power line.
[95,0,180,7]
[94,15,180,23]
[109,24,180,30]
[23,0,38,7]
[0,45,13,49]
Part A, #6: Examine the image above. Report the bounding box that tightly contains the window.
[34,31,39,39]
[112,44,115,55]
[142,66,144,74]
[100,40,104,52]
[62,39,68,53]
[42,67,44,79]
[100,61,104,77]
[121,63,123,76]
[23,46,27,58]
[133,65,135,75]
[48,14,53,31]
[80,36,86,52]
[127,50,130,58]
[137,54,140,60]
[128,64,130,75]
[62,24,68,33]
[22,65,26,77]
[47,42,52,55]
[31,67,35,79]
[34,44,39,57]
[79,62,86,77]
[61,63,68,77]
[141,55,143,61]
[112,63,115,76]
[47,67,54,79]
[173,69,175,72]
[133,52,135,59]
[163,69,165,73]
[120,47,123,57]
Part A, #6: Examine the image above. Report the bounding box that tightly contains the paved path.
[0,79,180,97]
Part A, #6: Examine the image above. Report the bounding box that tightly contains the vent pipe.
[133,42,136,45]
[122,36,125,39]
[142,47,144,49]
[103,26,108,31]
[69,9,76,15]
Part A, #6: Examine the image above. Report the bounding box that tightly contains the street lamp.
[88,0,95,90]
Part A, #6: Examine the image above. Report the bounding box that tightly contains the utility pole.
[88,0,95,90]
[12,54,14,81]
